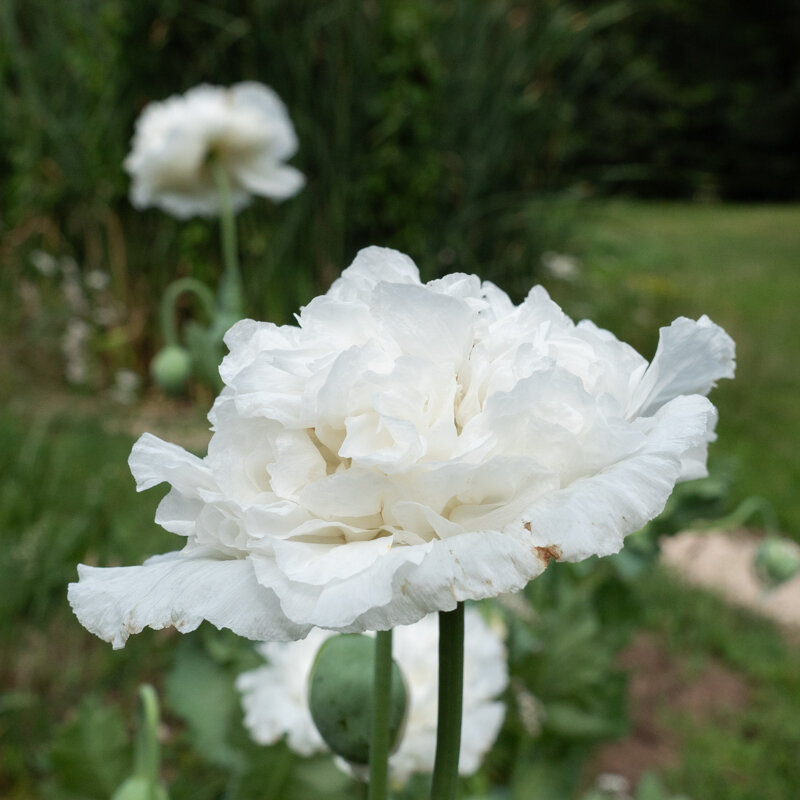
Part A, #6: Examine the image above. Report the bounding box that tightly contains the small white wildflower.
[85,269,111,292]
[29,250,59,276]
[61,277,88,315]
[110,369,142,406]
[93,305,121,327]
[59,256,80,278]
[510,677,544,737]
[596,773,632,798]
[61,318,91,385]
[541,251,580,281]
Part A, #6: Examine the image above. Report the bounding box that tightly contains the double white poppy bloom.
[69,247,734,646]
[124,82,304,218]
[237,609,508,782]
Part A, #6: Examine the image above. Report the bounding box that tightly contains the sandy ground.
[660,529,800,629]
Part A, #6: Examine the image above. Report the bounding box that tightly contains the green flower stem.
[159,277,217,347]
[211,162,243,317]
[431,602,465,800]
[369,629,394,800]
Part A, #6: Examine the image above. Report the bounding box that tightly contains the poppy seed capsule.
[753,538,800,589]
[308,634,407,765]
[150,346,192,395]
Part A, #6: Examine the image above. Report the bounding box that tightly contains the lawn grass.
[544,201,800,538]
[634,568,800,800]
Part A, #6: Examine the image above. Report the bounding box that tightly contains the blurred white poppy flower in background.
[68,246,735,646]
[124,82,304,218]
[236,608,508,783]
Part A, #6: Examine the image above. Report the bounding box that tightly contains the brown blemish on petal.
[534,544,562,566]
[523,522,562,565]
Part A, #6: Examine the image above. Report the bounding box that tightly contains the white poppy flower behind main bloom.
[68,247,735,646]
[236,609,508,782]
[125,82,304,218]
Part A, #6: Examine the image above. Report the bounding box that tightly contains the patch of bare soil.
[587,634,750,786]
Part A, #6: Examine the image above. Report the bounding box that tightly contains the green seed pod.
[753,538,800,589]
[110,776,170,800]
[150,346,192,395]
[308,634,407,765]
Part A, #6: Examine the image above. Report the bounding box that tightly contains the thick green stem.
[211,162,243,317]
[159,277,217,347]
[431,602,465,800]
[369,629,394,800]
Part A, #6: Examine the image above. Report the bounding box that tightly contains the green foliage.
[0,0,610,344]
[634,570,800,800]
[165,641,244,770]
[562,0,800,199]
[581,772,690,800]
[111,685,170,800]
[44,696,129,800]
[0,413,163,632]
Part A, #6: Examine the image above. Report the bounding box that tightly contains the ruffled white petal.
[518,394,715,561]
[230,81,299,159]
[628,315,736,417]
[326,246,421,301]
[128,433,215,494]
[68,552,310,649]
[236,629,330,755]
[251,528,547,632]
[232,159,305,202]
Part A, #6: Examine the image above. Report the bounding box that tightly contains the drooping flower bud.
[308,634,407,765]
[111,685,170,800]
[111,776,169,800]
[753,537,800,589]
[150,346,192,395]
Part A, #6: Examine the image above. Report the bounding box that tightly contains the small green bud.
[753,537,800,589]
[308,634,407,765]
[111,776,169,800]
[150,346,192,394]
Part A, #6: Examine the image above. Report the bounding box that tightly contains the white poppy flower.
[236,609,508,782]
[68,247,735,646]
[124,82,304,218]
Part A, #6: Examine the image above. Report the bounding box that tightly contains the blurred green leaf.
[544,702,623,739]
[46,695,128,799]
[165,642,242,770]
